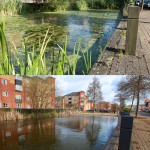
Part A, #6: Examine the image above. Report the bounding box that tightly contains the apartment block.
[145,100,150,110]
[0,76,55,109]
[63,91,87,111]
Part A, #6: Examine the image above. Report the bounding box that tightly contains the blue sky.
[52,75,126,103]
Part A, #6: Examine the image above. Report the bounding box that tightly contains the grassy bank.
[0,109,82,121]
[0,0,127,15]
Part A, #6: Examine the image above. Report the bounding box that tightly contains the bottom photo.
[0,75,149,150]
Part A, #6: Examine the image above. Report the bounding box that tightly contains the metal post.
[118,116,133,150]
[125,6,140,55]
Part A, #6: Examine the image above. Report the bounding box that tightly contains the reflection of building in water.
[0,121,32,150]
[0,119,56,150]
[57,118,88,132]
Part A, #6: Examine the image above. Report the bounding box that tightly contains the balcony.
[15,76,22,81]
[68,99,72,102]
[15,85,23,91]
[81,100,84,103]
[16,99,22,103]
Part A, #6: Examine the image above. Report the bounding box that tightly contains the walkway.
[104,115,150,150]
[89,10,150,75]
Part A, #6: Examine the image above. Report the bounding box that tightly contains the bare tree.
[24,76,55,110]
[115,93,127,110]
[87,76,103,112]
[55,85,64,109]
[111,103,119,113]
[116,79,136,112]
[141,0,144,11]
[116,75,150,117]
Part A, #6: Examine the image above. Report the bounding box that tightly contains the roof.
[64,91,85,96]
[145,100,150,103]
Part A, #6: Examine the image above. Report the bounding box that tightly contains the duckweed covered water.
[3,10,122,74]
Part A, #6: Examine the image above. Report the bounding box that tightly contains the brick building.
[0,76,55,109]
[86,100,93,111]
[63,91,87,111]
[145,100,150,110]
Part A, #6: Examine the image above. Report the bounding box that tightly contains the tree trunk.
[135,76,141,118]
[93,101,95,113]
[130,90,135,114]
[141,0,144,11]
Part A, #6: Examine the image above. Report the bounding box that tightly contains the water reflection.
[0,116,118,150]
[4,11,121,73]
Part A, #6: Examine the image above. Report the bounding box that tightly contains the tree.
[24,76,55,110]
[87,76,103,112]
[116,79,136,112]
[141,0,144,11]
[55,85,64,109]
[115,93,127,110]
[111,103,119,113]
[116,75,150,117]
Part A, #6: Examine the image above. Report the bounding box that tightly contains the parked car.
[140,0,150,9]
[135,0,142,6]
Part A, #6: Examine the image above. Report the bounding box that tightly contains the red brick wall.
[0,76,56,109]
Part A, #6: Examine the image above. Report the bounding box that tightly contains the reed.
[0,0,22,15]
[0,21,92,75]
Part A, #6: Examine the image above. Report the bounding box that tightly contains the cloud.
[52,75,126,103]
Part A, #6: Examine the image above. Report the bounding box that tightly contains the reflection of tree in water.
[22,119,56,150]
[85,116,101,149]
[56,117,88,132]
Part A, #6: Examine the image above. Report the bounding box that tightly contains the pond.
[0,116,118,150]
[3,10,121,74]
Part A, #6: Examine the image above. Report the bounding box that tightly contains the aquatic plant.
[0,19,92,75]
[0,16,12,74]
[82,46,92,75]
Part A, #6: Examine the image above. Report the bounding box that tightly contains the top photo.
[0,0,150,75]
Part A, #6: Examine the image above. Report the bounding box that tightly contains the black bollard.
[118,116,133,150]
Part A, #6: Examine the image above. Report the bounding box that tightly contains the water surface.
[3,10,121,73]
[0,116,118,150]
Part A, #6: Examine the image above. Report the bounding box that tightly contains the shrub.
[76,0,88,10]
[123,108,131,113]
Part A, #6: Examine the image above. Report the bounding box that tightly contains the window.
[26,105,30,109]
[15,76,22,80]
[16,95,22,99]
[81,100,84,103]
[26,96,30,101]
[16,104,21,109]
[1,79,7,85]
[16,85,23,91]
[3,103,8,108]
[16,95,22,103]
[2,92,8,96]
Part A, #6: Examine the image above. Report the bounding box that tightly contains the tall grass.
[0,0,22,15]
[0,18,92,75]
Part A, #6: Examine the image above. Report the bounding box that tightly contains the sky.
[52,75,126,103]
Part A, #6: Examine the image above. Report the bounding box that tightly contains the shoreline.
[0,112,118,122]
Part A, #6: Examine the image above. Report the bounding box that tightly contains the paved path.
[138,111,150,117]
[104,115,150,150]
[90,10,150,75]
[130,116,150,150]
